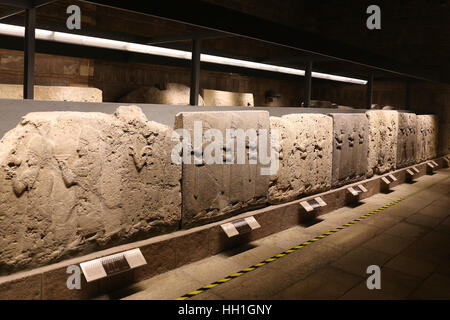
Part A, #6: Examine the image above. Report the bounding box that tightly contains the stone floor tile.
[363,233,414,256]
[418,203,450,219]
[409,273,450,300]
[121,269,202,300]
[406,213,442,228]
[332,247,392,277]
[318,224,382,251]
[385,255,436,279]
[209,266,293,300]
[340,267,422,300]
[384,222,430,240]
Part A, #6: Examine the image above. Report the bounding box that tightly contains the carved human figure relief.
[298,143,307,160]
[335,130,344,150]
[348,128,356,148]
[55,132,104,241]
[0,106,182,273]
[9,136,45,197]
[358,125,365,145]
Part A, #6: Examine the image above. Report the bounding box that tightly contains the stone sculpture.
[396,112,418,168]
[302,100,337,108]
[120,83,205,106]
[202,89,254,107]
[329,113,369,187]
[366,110,398,176]
[175,111,270,227]
[268,114,333,204]
[0,84,102,102]
[417,115,438,162]
[0,106,181,274]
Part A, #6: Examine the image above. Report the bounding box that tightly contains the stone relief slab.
[417,115,438,162]
[0,106,181,274]
[202,89,254,107]
[329,113,369,187]
[120,83,205,106]
[268,114,332,204]
[366,110,398,176]
[0,84,102,102]
[396,112,418,168]
[175,111,270,228]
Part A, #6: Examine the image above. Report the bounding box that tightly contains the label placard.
[80,249,147,282]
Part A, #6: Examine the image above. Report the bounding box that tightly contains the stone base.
[0,84,102,102]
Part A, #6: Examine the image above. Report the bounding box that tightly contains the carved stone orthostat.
[174,111,270,228]
[397,112,418,169]
[0,106,181,274]
[329,113,369,188]
[268,114,333,204]
[417,115,438,162]
[366,110,398,176]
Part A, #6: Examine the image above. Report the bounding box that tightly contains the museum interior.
[0,0,449,301]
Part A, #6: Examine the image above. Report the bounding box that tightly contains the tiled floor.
[117,168,450,300]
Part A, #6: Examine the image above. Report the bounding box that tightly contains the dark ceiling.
[201,0,450,83]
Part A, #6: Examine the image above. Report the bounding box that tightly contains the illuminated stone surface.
[120,83,205,106]
[329,113,369,187]
[0,106,180,274]
[397,112,418,168]
[417,115,438,162]
[175,111,270,228]
[202,89,254,107]
[366,110,398,176]
[268,114,332,204]
[0,84,102,102]
[305,100,337,108]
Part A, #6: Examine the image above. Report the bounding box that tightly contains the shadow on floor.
[300,217,324,228]
[108,285,142,300]
[221,242,258,257]
[345,200,366,208]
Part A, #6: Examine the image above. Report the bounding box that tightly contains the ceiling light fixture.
[0,23,367,85]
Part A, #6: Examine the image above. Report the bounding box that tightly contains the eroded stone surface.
[268,114,332,204]
[417,115,438,162]
[0,84,102,102]
[0,106,181,274]
[120,83,205,106]
[397,112,418,168]
[329,113,369,187]
[202,89,254,107]
[366,110,398,176]
[175,111,270,227]
[303,100,337,108]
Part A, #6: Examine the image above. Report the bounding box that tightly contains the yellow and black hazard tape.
[175,198,405,300]
[176,173,450,300]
